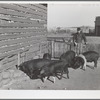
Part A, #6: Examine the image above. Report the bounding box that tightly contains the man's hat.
[77,27,81,31]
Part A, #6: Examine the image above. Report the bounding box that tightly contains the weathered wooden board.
[0,36,46,47]
[16,4,47,16]
[33,4,47,10]
[26,4,47,14]
[0,32,46,40]
[0,16,47,24]
[0,37,46,53]
[0,5,46,18]
[0,28,46,33]
[0,42,41,59]
[0,4,47,15]
[0,22,43,27]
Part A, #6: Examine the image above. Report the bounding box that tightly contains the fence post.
[18,52,21,66]
[69,43,71,50]
[24,53,26,62]
[51,40,55,58]
[39,43,42,58]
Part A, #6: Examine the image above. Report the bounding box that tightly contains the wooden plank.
[16,38,46,48]
[0,32,46,40]
[0,55,26,71]
[0,16,47,24]
[0,5,46,18]
[0,43,40,59]
[0,28,46,33]
[0,15,47,25]
[0,59,17,72]
[51,40,55,58]
[0,38,46,53]
[0,15,46,23]
[14,4,47,15]
[0,3,47,14]
[17,4,47,16]
[0,35,46,47]
[0,4,47,19]
[26,4,47,14]
[40,42,48,54]
[27,37,46,45]
[18,52,20,65]
[0,44,23,53]
[25,51,40,61]
[0,36,46,49]
[25,51,36,60]
[27,43,40,53]
[0,22,44,27]
[33,4,47,10]
[0,48,25,59]
[3,55,17,64]
[20,4,47,17]
[0,7,28,17]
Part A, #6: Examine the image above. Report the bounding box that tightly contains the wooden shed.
[0,3,48,71]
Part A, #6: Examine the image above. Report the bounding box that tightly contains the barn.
[0,3,50,88]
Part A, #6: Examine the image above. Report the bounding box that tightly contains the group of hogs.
[16,50,99,83]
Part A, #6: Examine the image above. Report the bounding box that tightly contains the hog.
[16,59,55,80]
[60,50,76,68]
[39,60,69,83]
[82,51,99,68]
[73,56,85,70]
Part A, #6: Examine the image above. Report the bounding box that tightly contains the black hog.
[73,56,85,70]
[43,53,51,60]
[39,60,69,83]
[16,59,55,79]
[83,51,99,68]
[60,50,76,68]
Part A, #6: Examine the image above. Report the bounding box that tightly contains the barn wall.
[0,4,48,71]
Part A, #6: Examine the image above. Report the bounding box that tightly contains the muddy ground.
[1,61,100,90]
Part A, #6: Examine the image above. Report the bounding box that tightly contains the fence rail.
[47,34,100,58]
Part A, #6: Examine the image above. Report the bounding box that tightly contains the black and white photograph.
[0,1,100,96]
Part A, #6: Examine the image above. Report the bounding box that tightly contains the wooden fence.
[0,4,48,71]
[47,34,100,58]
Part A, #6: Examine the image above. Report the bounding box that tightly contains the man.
[73,27,87,55]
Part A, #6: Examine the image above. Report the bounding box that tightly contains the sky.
[47,2,100,30]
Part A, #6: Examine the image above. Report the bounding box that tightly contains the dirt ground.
[1,61,100,90]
